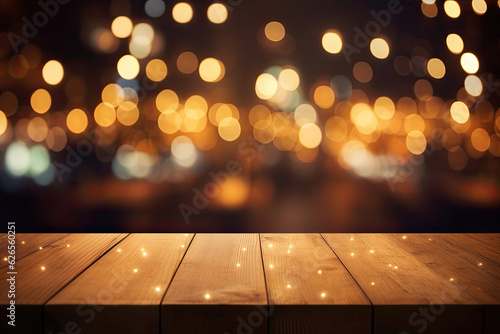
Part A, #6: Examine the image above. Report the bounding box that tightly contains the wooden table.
[1,233,499,334]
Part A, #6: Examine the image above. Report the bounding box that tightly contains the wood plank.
[441,234,500,262]
[465,234,500,254]
[1,233,69,269]
[322,233,482,334]
[44,233,194,334]
[420,234,500,334]
[260,233,371,334]
[0,233,127,334]
[162,234,267,334]
[388,234,500,334]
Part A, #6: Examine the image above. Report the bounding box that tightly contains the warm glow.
[30,89,51,114]
[172,2,193,23]
[406,130,427,155]
[42,60,64,85]
[0,111,7,136]
[299,123,322,149]
[111,16,133,38]
[471,128,490,152]
[322,31,342,54]
[460,53,479,74]
[117,55,140,79]
[444,1,461,18]
[325,116,347,142]
[294,104,317,126]
[146,59,168,82]
[278,68,300,91]
[255,73,278,100]
[218,117,241,141]
[464,75,482,97]
[158,110,182,134]
[450,101,470,124]
[117,101,139,126]
[27,117,49,142]
[156,89,179,112]
[199,58,225,82]
[265,21,285,42]
[207,3,228,24]
[313,85,335,109]
[217,176,250,208]
[427,58,446,79]
[374,96,395,120]
[94,102,116,127]
[66,108,88,134]
[446,34,464,54]
[472,0,487,15]
[102,83,124,107]
[370,38,390,59]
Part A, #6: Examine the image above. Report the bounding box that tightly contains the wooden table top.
[1,233,499,334]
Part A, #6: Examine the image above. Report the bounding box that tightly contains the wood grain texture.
[322,233,482,334]
[0,233,126,334]
[162,233,267,334]
[465,233,500,254]
[387,234,500,304]
[440,234,500,263]
[260,233,371,334]
[418,234,500,334]
[1,233,69,269]
[44,233,194,334]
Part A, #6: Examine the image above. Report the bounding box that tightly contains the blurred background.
[0,0,499,232]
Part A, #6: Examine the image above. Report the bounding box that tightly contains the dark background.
[0,0,499,232]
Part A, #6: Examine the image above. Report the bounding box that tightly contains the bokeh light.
[207,3,228,24]
[0,111,7,136]
[406,130,427,155]
[172,2,193,24]
[146,59,168,82]
[66,108,88,134]
[218,117,241,141]
[313,85,335,109]
[199,58,225,82]
[30,89,51,114]
[353,61,373,83]
[117,55,140,80]
[444,0,461,18]
[278,68,300,91]
[94,102,116,127]
[426,58,446,79]
[446,34,464,54]
[464,75,483,97]
[265,21,285,42]
[322,31,342,54]
[299,123,322,149]
[111,16,133,38]
[370,38,390,59]
[117,101,139,126]
[42,60,64,85]
[255,73,278,100]
[460,53,479,74]
[177,51,198,74]
[450,101,470,124]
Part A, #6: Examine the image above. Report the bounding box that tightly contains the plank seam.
[41,233,131,331]
[258,233,271,334]
[0,233,70,270]
[159,233,197,334]
[319,233,375,334]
